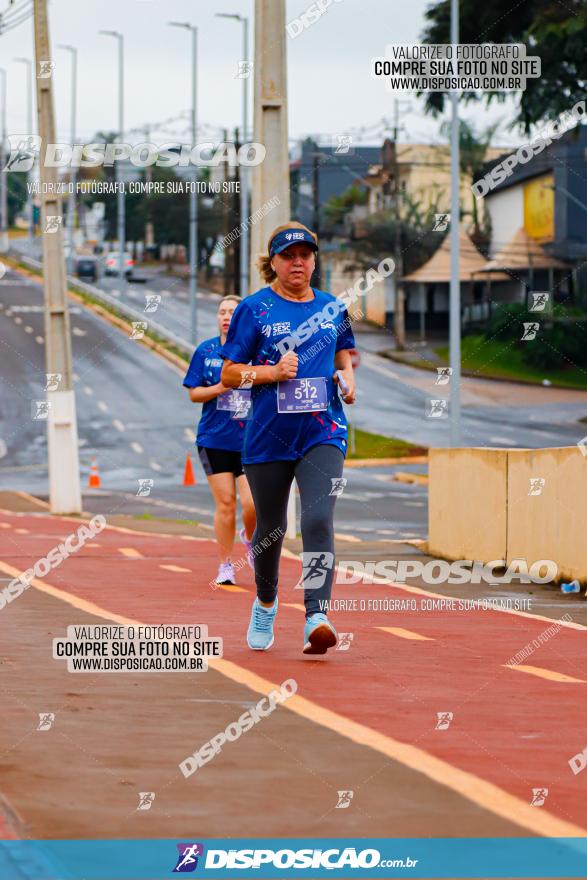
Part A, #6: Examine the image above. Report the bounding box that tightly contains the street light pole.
[216,13,250,298]
[99,31,125,284]
[169,21,199,344]
[33,0,81,514]
[14,57,34,246]
[0,68,8,253]
[58,45,77,276]
[449,0,461,446]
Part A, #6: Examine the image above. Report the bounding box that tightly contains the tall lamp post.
[14,57,34,245]
[169,20,199,344]
[58,44,77,275]
[216,12,250,297]
[449,0,461,446]
[98,30,125,284]
[0,67,8,252]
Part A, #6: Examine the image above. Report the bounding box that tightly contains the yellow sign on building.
[524,173,554,241]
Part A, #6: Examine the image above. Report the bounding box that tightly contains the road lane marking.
[0,555,583,838]
[14,316,22,324]
[24,325,33,333]
[184,428,196,443]
[150,461,162,471]
[377,626,434,641]
[130,441,144,454]
[72,327,86,336]
[160,564,191,573]
[504,664,585,683]
[334,532,361,542]
[97,401,108,413]
[35,336,43,344]
[112,419,125,432]
[83,386,93,396]
[118,547,143,559]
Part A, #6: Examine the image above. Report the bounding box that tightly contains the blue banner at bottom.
[1,838,587,879]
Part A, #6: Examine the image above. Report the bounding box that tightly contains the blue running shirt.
[183,336,247,452]
[219,287,355,464]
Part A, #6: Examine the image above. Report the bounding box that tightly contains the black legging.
[244,444,344,617]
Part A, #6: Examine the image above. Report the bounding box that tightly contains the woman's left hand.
[333,369,356,405]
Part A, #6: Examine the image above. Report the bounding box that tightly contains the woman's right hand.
[274,351,298,381]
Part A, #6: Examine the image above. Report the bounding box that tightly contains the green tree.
[420,0,587,132]
[323,184,368,229]
[439,117,501,228]
[5,172,28,225]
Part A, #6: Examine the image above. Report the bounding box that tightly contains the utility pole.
[233,125,242,296]
[250,0,289,284]
[449,0,461,446]
[392,98,408,350]
[312,149,321,286]
[58,44,77,276]
[251,0,295,536]
[222,127,232,296]
[0,68,8,253]
[14,57,34,246]
[33,0,82,514]
[216,13,250,297]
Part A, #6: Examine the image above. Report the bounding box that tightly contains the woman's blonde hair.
[255,221,318,283]
[218,294,241,309]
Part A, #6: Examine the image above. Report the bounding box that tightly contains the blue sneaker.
[247,597,278,651]
[303,613,337,655]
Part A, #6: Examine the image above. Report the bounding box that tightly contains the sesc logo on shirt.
[262,322,291,338]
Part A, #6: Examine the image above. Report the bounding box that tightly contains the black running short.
[197,446,244,478]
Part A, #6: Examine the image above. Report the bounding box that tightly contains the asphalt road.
[0,266,426,541]
[11,240,587,451]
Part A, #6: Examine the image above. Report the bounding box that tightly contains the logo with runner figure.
[173,842,205,872]
[295,551,334,590]
[3,134,41,172]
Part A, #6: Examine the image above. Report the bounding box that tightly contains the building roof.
[403,226,508,282]
[476,227,569,273]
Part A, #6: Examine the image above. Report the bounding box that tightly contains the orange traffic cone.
[88,458,101,488]
[183,452,196,486]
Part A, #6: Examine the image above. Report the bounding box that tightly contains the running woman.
[183,295,256,586]
[220,222,356,654]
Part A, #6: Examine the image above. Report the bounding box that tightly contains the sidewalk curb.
[345,455,428,468]
[2,257,190,377]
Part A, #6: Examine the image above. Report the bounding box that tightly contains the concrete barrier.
[429,446,586,581]
[428,448,508,562]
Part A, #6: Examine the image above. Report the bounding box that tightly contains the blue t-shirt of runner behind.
[183,336,247,452]
[219,287,356,464]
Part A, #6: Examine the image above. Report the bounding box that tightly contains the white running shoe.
[215,562,236,585]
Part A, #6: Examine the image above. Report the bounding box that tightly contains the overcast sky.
[1,0,523,149]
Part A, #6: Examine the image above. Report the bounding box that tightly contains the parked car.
[75,256,99,282]
[104,251,134,278]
